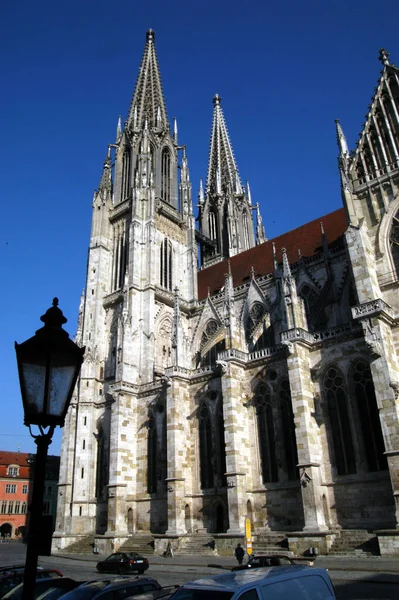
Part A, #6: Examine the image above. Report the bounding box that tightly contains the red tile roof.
[0,451,60,480]
[197,207,348,300]
[0,451,33,479]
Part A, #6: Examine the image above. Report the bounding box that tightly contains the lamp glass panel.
[20,362,46,416]
[47,364,77,417]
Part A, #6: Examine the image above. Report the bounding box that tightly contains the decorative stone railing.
[351,298,394,321]
[312,322,352,341]
[165,366,192,377]
[218,348,248,363]
[281,328,315,344]
[248,346,283,360]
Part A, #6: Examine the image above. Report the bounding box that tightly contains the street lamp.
[15,298,85,600]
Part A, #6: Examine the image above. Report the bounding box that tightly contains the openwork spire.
[206,94,241,195]
[127,29,168,130]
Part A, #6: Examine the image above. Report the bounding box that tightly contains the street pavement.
[53,550,399,585]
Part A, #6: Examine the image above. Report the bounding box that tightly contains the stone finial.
[213,93,221,106]
[146,29,155,42]
[379,48,390,67]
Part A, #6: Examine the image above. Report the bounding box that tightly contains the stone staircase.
[175,534,217,555]
[253,532,289,554]
[328,530,379,556]
[63,535,95,554]
[119,534,155,555]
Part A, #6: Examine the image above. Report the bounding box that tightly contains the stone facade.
[53,37,399,555]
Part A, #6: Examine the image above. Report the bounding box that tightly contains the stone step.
[63,536,95,554]
[328,530,379,556]
[119,536,155,555]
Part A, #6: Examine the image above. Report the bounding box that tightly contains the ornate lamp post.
[15,298,85,600]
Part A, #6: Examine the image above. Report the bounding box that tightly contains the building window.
[21,502,27,514]
[208,210,218,249]
[5,484,16,494]
[8,466,18,477]
[323,366,356,476]
[215,400,227,487]
[352,361,387,472]
[14,501,20,514]
[161,147,171,203]
[1,502,6,514]
[390,209,399,279]
[47,486,52,495]
[147,400,167,495]
[22,485,28,494]
[43,501,51,515]
[96,428,109,499]
[278,379,299,481]
[121,149,131,200]
[242,211,249,250]
[254,382,278,483]
[199,403,214,489]
[160,238,173,290]
[8,502,14,514]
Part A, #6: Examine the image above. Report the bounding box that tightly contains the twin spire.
[127,29,168,131]
[206,94,243,196]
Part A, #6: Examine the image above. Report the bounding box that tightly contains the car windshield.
[170,591,233,600]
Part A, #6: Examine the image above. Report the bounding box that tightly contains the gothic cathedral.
[54,33,399,556]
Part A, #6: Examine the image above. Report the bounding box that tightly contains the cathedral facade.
[53,33,399,556]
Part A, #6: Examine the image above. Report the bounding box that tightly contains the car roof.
[180,566,323,592]
[79,577,157,590]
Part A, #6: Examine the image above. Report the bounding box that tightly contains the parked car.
[232,554,296,571]
[126,586,180,600]
[169,566,335,600]
[0,568,63,598]
[2,578,80,600]
[96,553,149,575]
[36,583,86,600]
[60,578,162,600]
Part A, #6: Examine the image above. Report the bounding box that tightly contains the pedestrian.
[234,543,245,565]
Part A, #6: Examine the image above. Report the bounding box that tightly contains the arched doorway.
[185,504,192,534]
[0,523,12,538]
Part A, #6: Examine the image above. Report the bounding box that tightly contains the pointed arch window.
[147,400,167,494]
[254,382,278,483]
[215,399,227,486]
[161,147,171,203]
[95,427,109,499]
[121,149,131,200]
[389,208,399,279]
[200,320,225,368]
[352,361,387,472]
[242,211,250,250]
[208,210,218,250]
[199,403,214,489]
[323,367,356,476]
[160,238,173,290]
[278,379,298,480]
[299,284,318,331]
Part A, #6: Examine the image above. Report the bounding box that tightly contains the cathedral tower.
[55,29,197,539]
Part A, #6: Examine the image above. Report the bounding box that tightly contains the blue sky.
[1,0,398,455]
